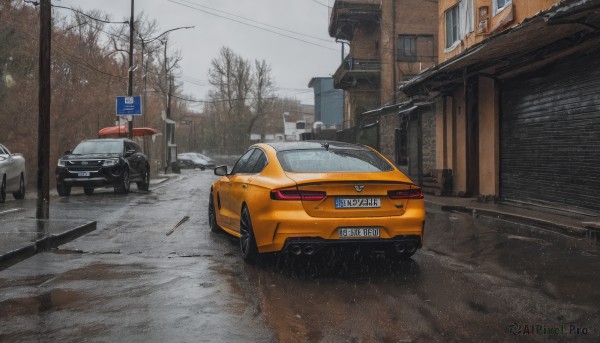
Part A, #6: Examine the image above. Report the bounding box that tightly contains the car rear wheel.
[208,192,221,233]
[137,167,150,191]
[0,176,6,203]
[83,187,94,195]
[114,169,130,194]
[12,174,25,200]
[240,206,259,264]
[57,183,71,197]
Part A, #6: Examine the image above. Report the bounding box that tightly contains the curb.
[426,201,595,241]
[0,221,96,271]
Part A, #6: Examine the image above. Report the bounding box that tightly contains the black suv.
[56,138,150,196]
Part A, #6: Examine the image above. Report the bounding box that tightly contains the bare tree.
[208,47,253,154]
[247,59,274,139]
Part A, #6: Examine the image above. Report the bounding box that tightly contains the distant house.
[308,77,343,129]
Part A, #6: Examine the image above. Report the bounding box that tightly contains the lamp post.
[127,0,135,138]
[136,26,194,173]
[137,26,194,159]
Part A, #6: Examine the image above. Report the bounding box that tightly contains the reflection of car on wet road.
[55,138,150,196]
[0,143,26,203]
[209,141,425,263]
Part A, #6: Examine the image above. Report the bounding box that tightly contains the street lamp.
[137,26,194,154]
[137,26,194,172]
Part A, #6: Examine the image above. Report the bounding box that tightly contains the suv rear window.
[277,148,394,172]
[72,141,123,154]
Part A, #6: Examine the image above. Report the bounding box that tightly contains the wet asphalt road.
[1,170,599,342]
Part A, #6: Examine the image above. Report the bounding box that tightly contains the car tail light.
[388,187,424,199]
[270,189,326,201]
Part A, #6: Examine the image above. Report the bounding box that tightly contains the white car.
[0,143,26,203]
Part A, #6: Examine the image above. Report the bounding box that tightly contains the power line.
[25,1,129,25]
[175,0,332,43]
[167,0,338,52]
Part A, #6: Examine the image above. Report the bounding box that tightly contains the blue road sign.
[116,96,142,116]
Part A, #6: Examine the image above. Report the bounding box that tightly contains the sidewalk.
[0,210,96,271]
[425,194,600,243]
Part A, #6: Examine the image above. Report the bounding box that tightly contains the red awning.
[98,124,158,138]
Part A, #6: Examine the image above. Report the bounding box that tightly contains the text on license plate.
[78,172,90,177]
[339,227,380,238]
[335,197,380,208]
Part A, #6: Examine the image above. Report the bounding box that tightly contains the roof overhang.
[402,0,600,97]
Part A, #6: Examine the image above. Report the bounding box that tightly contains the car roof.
[263,141,371,152]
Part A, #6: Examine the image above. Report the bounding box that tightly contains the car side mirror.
[125,149,136,157]
[64,150,72,155]
[214,165,228,176]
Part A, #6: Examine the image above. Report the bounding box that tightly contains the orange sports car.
[209,141,425,263]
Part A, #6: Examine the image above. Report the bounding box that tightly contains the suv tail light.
[270,188,326,201]
[388,187,424,199]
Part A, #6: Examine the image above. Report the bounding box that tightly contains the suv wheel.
[84,187,94,195]
[136,167,150,191]
[114,169,130,194]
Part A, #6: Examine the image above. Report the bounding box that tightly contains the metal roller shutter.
[500,53,600,212]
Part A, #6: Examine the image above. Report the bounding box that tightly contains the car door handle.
[242,184,248,188]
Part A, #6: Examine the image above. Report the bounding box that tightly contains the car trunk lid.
[283,172,420,218]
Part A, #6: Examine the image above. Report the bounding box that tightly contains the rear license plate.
[78,172,90,177]
[335,197,380,208]
[339,227,380,238]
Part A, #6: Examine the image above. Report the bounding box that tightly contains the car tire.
[208,192,221,233]
[239,205,259,264]
[114,169,130,194]
[83,187,94,195]
[57,183,71,197]
[12,174,25,200]
[0,176,6,203]
[136,167,150,191]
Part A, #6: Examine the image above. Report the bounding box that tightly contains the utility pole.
[127,0,135,138]
[37,0,51,221]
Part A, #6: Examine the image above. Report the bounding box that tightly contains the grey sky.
[54,0,341,108]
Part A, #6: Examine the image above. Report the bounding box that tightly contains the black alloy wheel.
[12,174,25,200]
[136,167,150,191]
[208,192,221,233]
[239,206,259,264]
[0,177,6,203]
[114,169,130,194]
[84,187,94,195]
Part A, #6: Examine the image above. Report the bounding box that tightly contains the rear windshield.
[72,141,123,154]
[277,148,394,172]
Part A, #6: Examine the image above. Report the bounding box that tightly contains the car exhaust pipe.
[290,245,302,255]
[303,245,315,255]
[395,243,406,254]
[407,243,416,253]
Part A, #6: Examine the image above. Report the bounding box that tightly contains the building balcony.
[333,57,381,90]
[329,0,381,41]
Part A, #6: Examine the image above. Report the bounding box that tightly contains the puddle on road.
[0,288,82,319]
